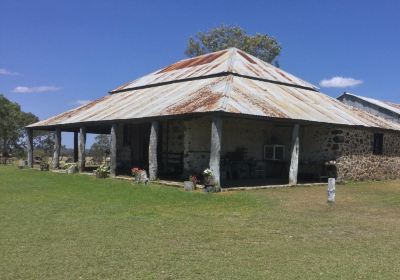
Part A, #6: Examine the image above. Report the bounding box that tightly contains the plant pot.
[184,181,195,191]
[133,170,149,184]
[204,176,214,186]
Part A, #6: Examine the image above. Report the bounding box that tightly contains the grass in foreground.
[0,166,400,279]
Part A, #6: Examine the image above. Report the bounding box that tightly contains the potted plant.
[131,167,149,185]
[203,169,214,185]
[95,164,109,178]
[184,175,198,191]
[202,169,221,193]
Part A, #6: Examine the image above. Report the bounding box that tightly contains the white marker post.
[327,178,336,203]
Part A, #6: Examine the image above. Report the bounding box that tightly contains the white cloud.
[319,76,363,88]
[76,99,91,105]
[12,86,60,93]
[0,68,20,76]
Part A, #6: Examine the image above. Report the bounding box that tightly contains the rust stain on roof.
[165,89,221,114]
[231,84,288,118]
[237,50,257,64]
[28,48,400,132]
[275,68,294,83]
[157,51,227,73]
[243,62,262,76]
[31,95,109,127]
[110,48,318,93]
[165,78,225,115]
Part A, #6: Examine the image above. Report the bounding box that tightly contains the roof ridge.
[232,49,319,91]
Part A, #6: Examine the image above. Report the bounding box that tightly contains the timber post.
[209,115,222,187]
[52,127,61,169]
[26,128,33,168]
[78,127,86,173]
[148,121,159,181]
[73,131,78,163]
[110,123,118,177]
[289,123,300,185]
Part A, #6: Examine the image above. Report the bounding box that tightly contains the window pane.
[264,146,274,160]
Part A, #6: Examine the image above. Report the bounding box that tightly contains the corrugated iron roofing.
[110,48,318,93]
[28,48,400,131]
[340,92,400,116]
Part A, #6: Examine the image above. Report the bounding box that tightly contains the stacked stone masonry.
[301,126,400,181]
[117,116,400,182]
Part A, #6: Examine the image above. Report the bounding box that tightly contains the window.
[373,133,383,155]
[264,145,285,161]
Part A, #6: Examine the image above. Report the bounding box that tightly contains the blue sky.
[1,0,399,147]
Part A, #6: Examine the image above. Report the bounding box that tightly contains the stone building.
[338,92,400,124]
[26,48,400,187]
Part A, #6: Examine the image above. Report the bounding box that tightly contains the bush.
[40,162,49,171]
[95,164,109,179]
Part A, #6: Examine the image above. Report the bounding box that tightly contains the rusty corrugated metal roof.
[110,48,318,93]
[340,92,400,116]
[28,48,400,131]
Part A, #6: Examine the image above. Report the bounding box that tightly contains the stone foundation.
[337,155,400,181]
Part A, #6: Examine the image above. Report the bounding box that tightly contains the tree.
[89,134,110,164]
[185,25,282,64]
[0,94,38,157]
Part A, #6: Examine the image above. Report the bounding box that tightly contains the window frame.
[264,145,286,161]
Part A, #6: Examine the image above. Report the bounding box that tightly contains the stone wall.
[300,126,374,162]
[118,116,400,182]
[335,130,400,181]
[160,117,211,176]
[300,125,400,181]
[171,117,294,176]
[336,155,400,181]
[182,117,211,176]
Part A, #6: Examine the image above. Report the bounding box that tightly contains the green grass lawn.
[1,166,399,279]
